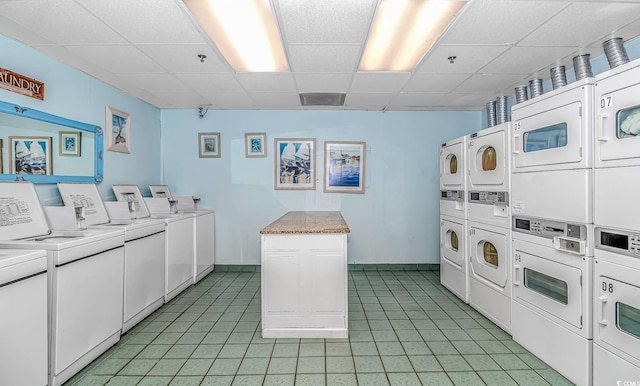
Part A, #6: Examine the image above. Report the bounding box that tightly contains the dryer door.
[513,248,583,329]
[596,66,640,167]
[468,125,508,188]
[468,225,508,289]
[440,138,465,189]
[440,218,465,268]
[595,275,640,361]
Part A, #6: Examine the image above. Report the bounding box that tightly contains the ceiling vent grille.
[299,93,346,106]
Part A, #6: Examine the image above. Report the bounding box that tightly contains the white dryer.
[57,182,166,333]
[511,78,594,224]
[512,215,592,386]
[594,58,640,231]
[467,221,511,334]
[0,181,125,386]
[0,249,48,386]
[113,184,194,302]
[440,214,467,302]
[593,227,640,384]
[467,122,511,228]
[440,136,466,219]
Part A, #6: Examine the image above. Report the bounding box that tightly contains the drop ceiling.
[1,0,640,111]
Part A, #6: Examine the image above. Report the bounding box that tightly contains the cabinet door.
[307,248,347,328]
[262,248,302,328]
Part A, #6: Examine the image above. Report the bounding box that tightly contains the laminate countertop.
[260,211,350,234]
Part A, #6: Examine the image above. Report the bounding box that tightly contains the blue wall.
[0,35,162,204]
[161,110,481,265]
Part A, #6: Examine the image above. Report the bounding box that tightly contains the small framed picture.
[324,141,366,194]
[106,106,131,154]
[9,136,53,175]
[245,132,267,158]
[274,138,316,190]
[59,131,81,156]
[199,132,221,158]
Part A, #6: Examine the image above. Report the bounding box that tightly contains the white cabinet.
[261,233,348,338]
[194,210,215,283]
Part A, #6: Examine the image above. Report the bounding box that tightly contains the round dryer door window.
[483,242,499,267]
[481,146,497,171]
[448,230,459,252]
[449,154,458,174]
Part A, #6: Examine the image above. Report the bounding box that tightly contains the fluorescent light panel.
[360,0,466,72]
[183,0,288,72]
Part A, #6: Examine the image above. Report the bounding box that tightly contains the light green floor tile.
[327,373,358,385]
[376,342,406,356]
[104,376,143,386]
[71,375,112,386]
[147,358,187,376]
[297,357,325,373]
[217,343,249,358]
[164,344,197,359]
[476,370,518,386]
[401,341,431,356]
[492,353,531,370]
[136,376,173,386]
[118,359,157,376]
[387,372,421,386]
[417,371,454,386]
[536,368,574,386]
[237,357,270,375]
[408,355,443,372]
[272,343,299,357]
[435,355,473,372]
[191,344,222,359]
[168,376,204,386]
[177,358,214,376]
[326,356,355,373]
[267,357,298,374]
[295,374,325,386]
[231,374,264,386]
[357,373,390,386]
[463,354,502,371]
[91,359,129,375]
[507,369,552,385]
[446,371,486,385]
[381,355,414,372]
[263,374,295,386]
[208,358,242,376]
[354,356,385,373]
[326,342,352,356]
[299,342,325,356]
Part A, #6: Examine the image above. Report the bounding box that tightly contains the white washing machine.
[57,182,166,333]
[0,248,48,386]
[593,227,640,384]
[0,181,125,386]
[512,215,592,386]
[149,185,215,284]
[113,184,194,302]
[511,78,594,224]
[440,136,466,219]
[467,221,512,334]
[467,122,510,228]
[594,58,640,231]
[440,214,467,303]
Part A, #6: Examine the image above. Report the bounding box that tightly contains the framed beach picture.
[198,132,221,158]
[324,141,366,194]
[245,132,267,158]
[274,138,316,190]
[59,131,81,156]
[8,136,53,175]
[106,106,130,153]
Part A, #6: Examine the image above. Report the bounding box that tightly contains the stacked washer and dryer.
[466,122,512,334]
[592,58,640,383]
[510,76,595,386]
[439,136,468,303]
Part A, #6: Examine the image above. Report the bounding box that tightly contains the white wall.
[0,35,162,204]
[161,110,481,265]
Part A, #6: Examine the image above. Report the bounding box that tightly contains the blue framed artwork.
[274,138,315,190]
[324,141,366,194]
[59,131,81,157]
[9,136,53,175]
[245,132,267,158]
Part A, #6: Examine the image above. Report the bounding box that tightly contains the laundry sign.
[0,67,44,100]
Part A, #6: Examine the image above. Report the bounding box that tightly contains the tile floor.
[66,270,574,385]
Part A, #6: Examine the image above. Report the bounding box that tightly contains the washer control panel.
[513,215,586,240]
[441,190,464,202]
[468,191,508,205]
[597,228,640,258]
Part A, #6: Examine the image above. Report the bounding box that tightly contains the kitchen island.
[260,211,350,338]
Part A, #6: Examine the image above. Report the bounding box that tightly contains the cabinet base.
[262,328,348,339]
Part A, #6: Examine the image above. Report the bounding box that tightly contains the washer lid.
[57,182,110,226]
[0,181,50,240]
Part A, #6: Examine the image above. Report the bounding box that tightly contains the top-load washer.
[57,182,166,333]
[594,58,640,231]
[511,78,595,224]
[440,136,466,219]
[150,184,215,284]
[0,248,48,386]
[0,181,125,386]
[113,184,194,302]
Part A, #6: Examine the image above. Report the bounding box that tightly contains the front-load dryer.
[512,215,593,386]
[0,248,48,386]
[467,220,511,334]
[57,182,166,333]
[0,181,125,386]
[593,227,640,384]
[440,214,468,303]
[511,78,594,225]
[594,58,640,231]
[467,123,511,228]
[440,136,466,219]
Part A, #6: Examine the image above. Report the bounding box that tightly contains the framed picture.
[274,138,316,190]
[245,132,267,158]
[8,136,53,175]
[198,132,221,158]
[59,131,81,156]
[324,141,366,194]
[106,106,130,153]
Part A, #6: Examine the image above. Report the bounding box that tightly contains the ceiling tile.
[0,15,53,45]
[236,73,296,93]
[288,44,361,72]
[295,73,353,93]
[391,93,449,108]
[115,73,190,91]
[344,93,393,110]
[203,92,256,109]
[77,0,205,44]
[250,92,301,107]
[481,46,580,74]
[402,74,472,93]
[417,45,510,73]
[146,89,210,108]
[277,0,376,44]
[64,45,165,73]
[453,73,528,94]
[137,44,229,73]
[350,73,411,93]
[176,73,245,94]
[441,0,568,45]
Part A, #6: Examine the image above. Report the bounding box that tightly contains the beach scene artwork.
[275,138,315,190]
[324,141,365,193]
